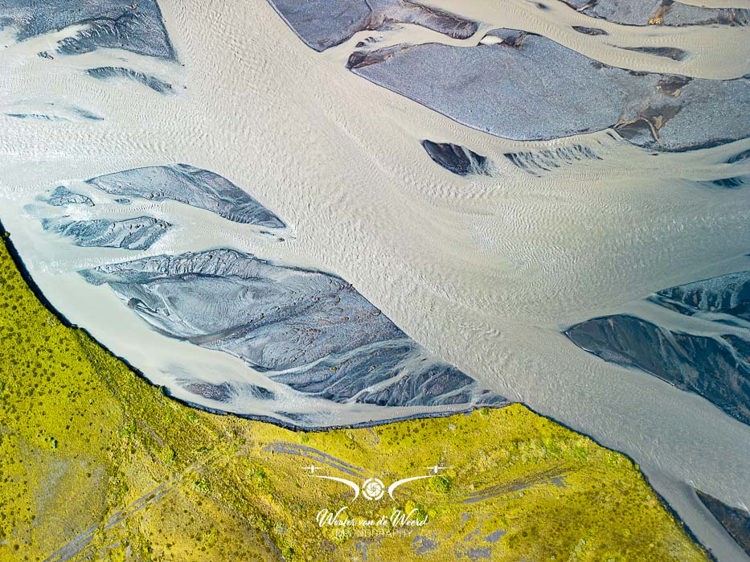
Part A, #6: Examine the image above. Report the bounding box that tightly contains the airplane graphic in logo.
[303,464,451,501]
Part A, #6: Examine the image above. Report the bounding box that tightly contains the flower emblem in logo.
[361,478,385,501]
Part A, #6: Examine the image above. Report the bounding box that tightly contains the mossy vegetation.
[0,229,708,561]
